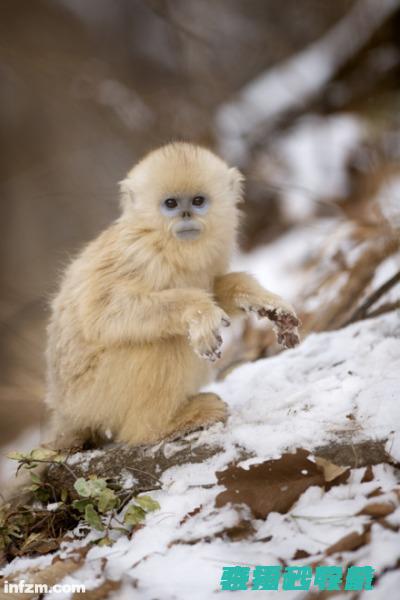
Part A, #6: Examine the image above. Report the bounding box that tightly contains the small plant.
[72,475,160,534]
[1,448,160,558]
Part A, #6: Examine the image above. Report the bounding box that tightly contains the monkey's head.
[119,142,243,251]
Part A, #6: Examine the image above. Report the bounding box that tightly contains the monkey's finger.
[277,311,300,328]
[214,332,223,345]
[276,327,300,349]
[201,349,221,362]
[257,306,300,329]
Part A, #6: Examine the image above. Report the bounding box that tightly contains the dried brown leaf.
[361,465,374,482]
[215,449,326,519]
[326,529,370,555]
[358,502,396,517]
[314,457,350,483]
[179,505,202,526]
[220,520,255,541]
[293,549,311,560]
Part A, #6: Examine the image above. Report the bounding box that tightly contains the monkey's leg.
[46,412,96,451]
[214,271,300,348]
[116,393,227,446]
[165,392,228,439]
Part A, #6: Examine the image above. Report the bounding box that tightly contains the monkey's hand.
[238,292,300,349]
[185,302,230,362]
[214,272,300,349]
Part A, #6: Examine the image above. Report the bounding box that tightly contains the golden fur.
[45,142,299,448]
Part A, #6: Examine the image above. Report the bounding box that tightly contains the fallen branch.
[44,434,224,498]
[43,436,390,500]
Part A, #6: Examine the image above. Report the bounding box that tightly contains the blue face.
[160,194,209,240]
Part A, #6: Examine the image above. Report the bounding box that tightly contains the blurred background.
[1,0,400,484]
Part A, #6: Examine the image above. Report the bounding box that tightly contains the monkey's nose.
[182,211,192,219]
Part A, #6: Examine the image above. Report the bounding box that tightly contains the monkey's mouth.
[173,221,203,240]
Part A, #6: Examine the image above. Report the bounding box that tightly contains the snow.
[0,552,54,578]
[203,313,400,462]
[273,114,364,221]
[378,174,400,230]
[2,311,399,598]
[216,0,400,163]
[231,220,334,302]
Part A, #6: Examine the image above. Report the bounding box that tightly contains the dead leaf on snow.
[314,456,350,483]
[215,448,346,519]
[179,505,202,526]
[218,520,255,541]
[326,528,370,555]
[358,502,396,517]
[361,465,374,482]
[293,549,311,560]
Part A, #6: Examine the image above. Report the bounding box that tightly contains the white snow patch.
[2,313,399,598]
[216,0,399,163]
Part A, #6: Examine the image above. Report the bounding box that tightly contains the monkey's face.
[120,143,244,248]
[160,194,209,241]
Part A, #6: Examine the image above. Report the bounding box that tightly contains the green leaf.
[7,451,27,461]
[124,504,146,526]
[96,536,112,546]
[34,487,51,502]
[30,448,65,462]
[74,477,90,498]
[30,472,42,484]
[97,488,117,513]
[88,478,108,496]
[72,498,91,513]
[135,495,160,512]
[113,526,130,534]
[74,478,92,497]
[61,488,68,503]
[74,477,107,498]
[8,447,65,465]
[84,504,104,531]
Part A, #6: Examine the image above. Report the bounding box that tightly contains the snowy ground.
[2,98,399,596]
[2,311,400,599]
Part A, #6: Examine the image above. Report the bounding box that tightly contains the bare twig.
[346,270,400,324]
[302,235,398,333]
[366,300,400,319]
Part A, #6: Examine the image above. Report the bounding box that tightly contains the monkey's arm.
[80,286,229,361]
[214,272,300,348]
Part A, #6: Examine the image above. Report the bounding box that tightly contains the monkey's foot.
[167,393,228,439]
[238,293,300,349]
[44,426,97,452]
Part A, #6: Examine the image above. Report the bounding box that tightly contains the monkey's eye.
[164,198,178,209]
[192,196,205,207]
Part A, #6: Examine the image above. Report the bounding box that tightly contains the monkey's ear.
[229,167,245,203]
[119,178,134,211]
